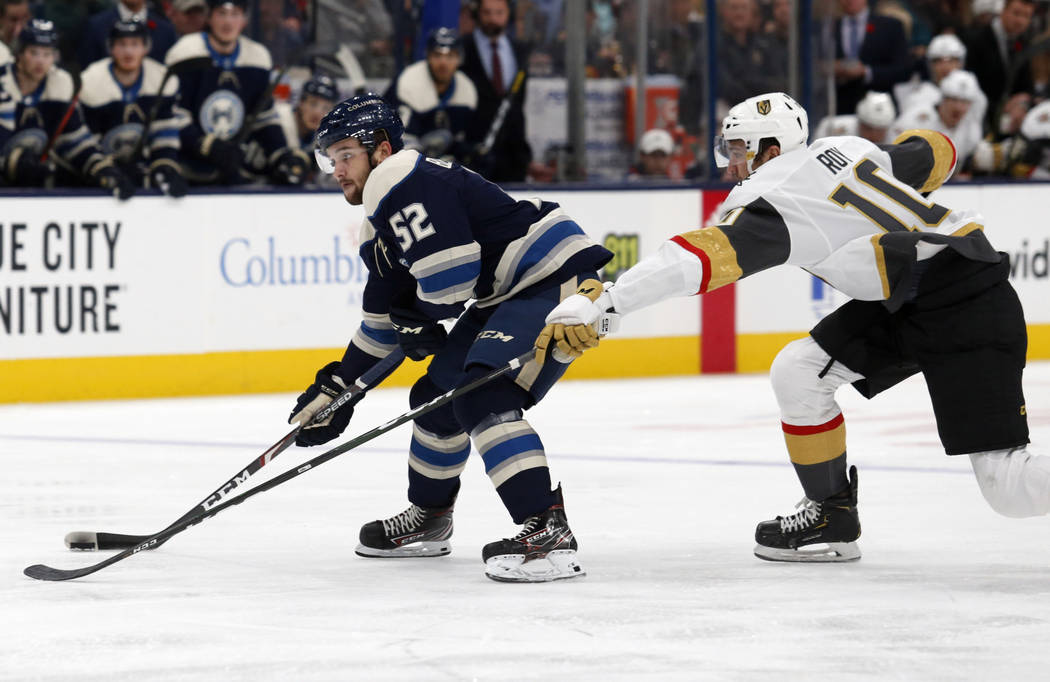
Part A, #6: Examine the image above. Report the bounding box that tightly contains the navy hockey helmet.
[301,74,339,104]
[108,19,151,49]
[15,18,58,54]
[314,94,404,173]
[426,27,461,54]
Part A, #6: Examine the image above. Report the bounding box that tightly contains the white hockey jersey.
[895,72,988,133]
[814,114,860,140]
[608,130,1001,316]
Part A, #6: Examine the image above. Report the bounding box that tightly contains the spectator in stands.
[717,0,780,107]
[386,27,477,165]
[165,0,309,186]
[78,0,177,67]
[313,0,395,78]
[973,99,1050,177]
[659,0,705,135]
[890,69,984,168]
[966,0,1035,134]
[832,0,912,114]
[461,0,534,183]
[628,128,675,180]
[0,0,29,64]
[814,90,896,143]
[0,19,134,198]
[251,0,303,68]
[167,0,208,38]
[79,19,187,197]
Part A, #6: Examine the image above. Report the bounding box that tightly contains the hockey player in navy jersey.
[79,20,188,197]
[0,19,134,198]
[539,92,1046,563]
[385,28,477,165]
[273,73,338,184]
[164,0,309,186]
[286,94,612,582]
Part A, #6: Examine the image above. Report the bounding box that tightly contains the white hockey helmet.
[715,92,809,172]
[856,91,896,128]
[927,34,966,62]
[1021,101,1050,140]
[939,70,981,102]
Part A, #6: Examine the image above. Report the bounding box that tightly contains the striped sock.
[407,424,470,507]
[474,417,555,523]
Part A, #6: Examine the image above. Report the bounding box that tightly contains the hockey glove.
[288,361,358,446]
[389,306,447,361]
[91,160,136,201]
[270,147,310,185]
[198,134,245,179]
[7,147,51,185]
[535,279,620,364]
[150,161,188,198]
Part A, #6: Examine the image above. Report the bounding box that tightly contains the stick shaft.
[28,351,528,581]
[70,350,405,551]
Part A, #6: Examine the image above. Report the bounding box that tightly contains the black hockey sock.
[407,467,460,508]
[793,453,850,501]
[496,468,557,524]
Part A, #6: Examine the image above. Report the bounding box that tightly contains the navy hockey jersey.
[342,150,611,374]
[79,56,181,167]
[386,61,477,160]
[165,32,284,164]
[0,63,106,182]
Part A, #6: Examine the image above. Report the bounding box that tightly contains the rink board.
[1,184,1047,402]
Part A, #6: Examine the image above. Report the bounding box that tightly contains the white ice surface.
[3,364,1050,681]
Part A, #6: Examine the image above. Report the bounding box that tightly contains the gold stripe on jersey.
[891,129,956,194]
[870,234,891,299]
[951,222,984,236]
[674,227,743,292]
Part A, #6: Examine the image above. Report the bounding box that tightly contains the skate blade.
[354,541,451,558]
[753,541,861,563]
[484,550,586,583]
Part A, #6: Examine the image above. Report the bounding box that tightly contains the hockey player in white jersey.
[889,69,984,169]
[813,91,895,144]
[538,92,1044,562]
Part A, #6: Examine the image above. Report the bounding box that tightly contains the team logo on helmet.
[200,90,245,140]
[756,99,771,115]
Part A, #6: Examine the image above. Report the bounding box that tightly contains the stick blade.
[24,563,95,581]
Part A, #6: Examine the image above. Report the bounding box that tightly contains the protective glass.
[313,144,368,174]
[713,136,750,169]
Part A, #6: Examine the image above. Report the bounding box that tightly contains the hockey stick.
[334,43,367,96]
[39,71,82,164]
[62,349,406,552]
[128,56,215,164]
[474,69,526,160]
[25,350,532,581]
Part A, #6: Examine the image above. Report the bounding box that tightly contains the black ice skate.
[482,487,585,582]
[355,497,455,558]
[754,465,862,563]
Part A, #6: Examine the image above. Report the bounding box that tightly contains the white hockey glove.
[534,279,621,365]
